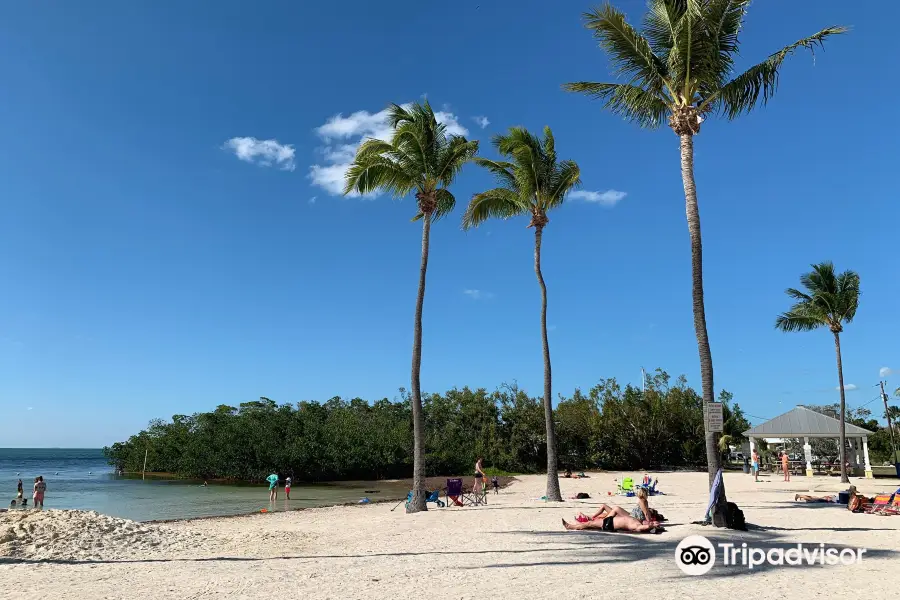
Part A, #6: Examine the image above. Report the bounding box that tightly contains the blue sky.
[1,1,897,447]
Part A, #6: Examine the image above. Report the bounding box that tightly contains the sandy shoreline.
[2,471,899,599]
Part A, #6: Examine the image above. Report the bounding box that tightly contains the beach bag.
[724,502,747,531]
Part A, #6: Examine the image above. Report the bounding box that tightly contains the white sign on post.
[704,402,724,433]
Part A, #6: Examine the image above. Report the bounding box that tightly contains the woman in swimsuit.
[577,488,656,524]
[473,458,485,498]
[33,476,46,510]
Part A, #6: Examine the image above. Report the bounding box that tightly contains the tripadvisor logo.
[675,535,866,575]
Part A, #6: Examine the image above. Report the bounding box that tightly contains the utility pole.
[880,381,898,462]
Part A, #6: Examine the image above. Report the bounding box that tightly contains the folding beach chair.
[460,479,488,506]
[405,489,445,510]
[616,477,635,496]
[865,490,900,516]
[444,478,465,507]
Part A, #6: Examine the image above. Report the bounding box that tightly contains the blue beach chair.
[405,490,445,509]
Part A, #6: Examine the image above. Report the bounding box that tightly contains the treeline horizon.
[104,368,757,482]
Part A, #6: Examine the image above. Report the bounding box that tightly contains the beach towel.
[705,468,723,521]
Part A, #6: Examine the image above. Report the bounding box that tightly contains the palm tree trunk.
[679,134,726,503]
[833,331,849,484]
[534,225,562,502]
[407,212,431,513]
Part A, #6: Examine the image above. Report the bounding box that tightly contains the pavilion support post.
[863,437,872,478]
[803,436,813,477]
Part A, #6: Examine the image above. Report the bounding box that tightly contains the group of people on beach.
[562,486,664,533]
[266,473,291,501]
[10,476,46,509]
[749,449,798,482]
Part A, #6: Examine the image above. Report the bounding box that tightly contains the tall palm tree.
[563,0,846,494]
[462,126,581,502]
[775,262,860,484]
[344,101,479,512]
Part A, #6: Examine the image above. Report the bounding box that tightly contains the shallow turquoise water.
[1,448,407,521]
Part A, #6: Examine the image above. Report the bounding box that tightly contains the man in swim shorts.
[562,513,659,533]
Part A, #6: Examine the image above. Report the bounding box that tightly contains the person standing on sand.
[33,476,46,509]
[473,458,485,500]
[266,473,279,502]
[751,449,760,482]
[781,451,790,482]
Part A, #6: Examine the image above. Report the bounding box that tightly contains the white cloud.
[308,196,317,205]
[569,189,627,207]
[836,384,858,391]
[309,104,469,197]
[223,137,296,171]
[473,115,490,129]
[27,407,33,411]
[463,289,494,300]
[879,367,893,378]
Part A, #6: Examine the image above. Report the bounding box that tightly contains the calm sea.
[1,448,408,522]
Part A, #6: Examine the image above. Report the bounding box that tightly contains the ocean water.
[0,448,408,522]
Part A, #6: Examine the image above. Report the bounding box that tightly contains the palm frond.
[775,308,825,332]
[705,26,847,118]
[697,0,750,91]
[642,0,683,64]
[472,158,519,194]
[546,160,582,211]
[461,188,527,230]
[562,82,669,127]
[435,138,479,187]
[834,269,861,323]
[583,3,672,95]
[431,188,457,221]
[784,287,812,302]
[343,157,416,198]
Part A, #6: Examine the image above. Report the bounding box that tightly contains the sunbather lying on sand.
[562,514,661,533]
[795,493,839,503]
[576,488,663,524]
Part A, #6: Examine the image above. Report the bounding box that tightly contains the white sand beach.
[2,471,898,599]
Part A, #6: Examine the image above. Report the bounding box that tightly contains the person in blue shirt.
[266,473,279,501]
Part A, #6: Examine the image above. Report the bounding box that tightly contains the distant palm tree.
[462,126,581,502]
[776,262,860,484]
[344,101,479,512]
[563,0,846,495]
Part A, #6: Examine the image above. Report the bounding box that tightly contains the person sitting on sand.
[562,513,660,533]
[848,487,870,513]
